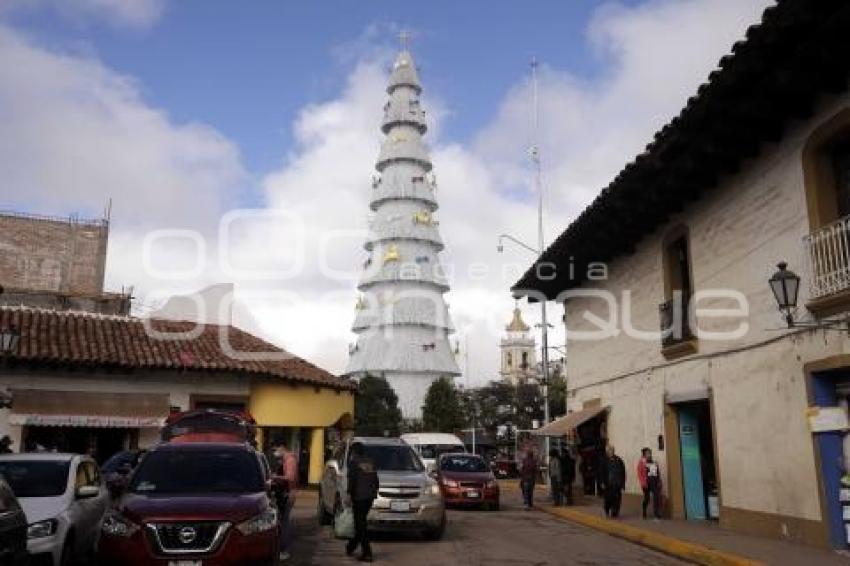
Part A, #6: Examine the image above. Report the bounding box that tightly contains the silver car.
[318,437,446,539]
[0,453,109,566]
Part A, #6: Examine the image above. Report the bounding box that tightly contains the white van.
[401,433,466,471]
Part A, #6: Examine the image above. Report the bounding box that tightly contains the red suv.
[98,421,279,565]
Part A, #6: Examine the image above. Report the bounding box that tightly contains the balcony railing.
[803,215,850,300]
[659,297,693,348]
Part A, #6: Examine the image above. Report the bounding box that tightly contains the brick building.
[0,210,130,315]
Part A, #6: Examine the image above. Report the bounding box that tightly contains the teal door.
[679,406,706,519]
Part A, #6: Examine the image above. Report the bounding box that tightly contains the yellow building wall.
[249,383,354,485]
[249,384,354,428]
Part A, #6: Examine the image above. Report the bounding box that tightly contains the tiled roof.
[514,0,850,298]
[0,306,355,391]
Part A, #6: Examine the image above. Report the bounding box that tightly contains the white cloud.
[0,0,774,387]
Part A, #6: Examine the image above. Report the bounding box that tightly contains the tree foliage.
[422,377,466,433]
[354,374,402,436]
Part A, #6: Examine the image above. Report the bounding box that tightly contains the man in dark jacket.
[560,448,576,505]
[548,449,563,506]
[601,445,626,518]
[519,450,539,509]
[346,443,379,562]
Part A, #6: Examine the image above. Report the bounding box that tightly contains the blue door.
[679,406,706,519]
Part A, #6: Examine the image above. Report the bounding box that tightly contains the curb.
[539,505,765,566]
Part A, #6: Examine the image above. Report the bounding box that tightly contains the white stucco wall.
[562,94,850,523]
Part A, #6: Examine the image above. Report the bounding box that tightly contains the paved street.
[289,490,687,566]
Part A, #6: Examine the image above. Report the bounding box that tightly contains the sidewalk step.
[540,505,764,566]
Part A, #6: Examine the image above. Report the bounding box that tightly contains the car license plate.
[390,500,411,512]
[168,561,202,566]
[466,490,481,498]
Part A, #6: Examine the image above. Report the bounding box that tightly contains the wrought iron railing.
[803,215,850,299]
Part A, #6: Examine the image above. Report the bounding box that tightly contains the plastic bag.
[334,507,355,540]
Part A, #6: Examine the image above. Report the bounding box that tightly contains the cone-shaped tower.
[345,48,461,419]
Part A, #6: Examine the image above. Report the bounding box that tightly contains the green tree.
[422,377,466,433]
[354,374,402,436]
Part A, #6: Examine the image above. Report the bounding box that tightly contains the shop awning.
[531,406,609,437]
[9,390,170,428]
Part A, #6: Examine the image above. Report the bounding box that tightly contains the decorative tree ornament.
[413,211,432,225]
[383,244,400,263]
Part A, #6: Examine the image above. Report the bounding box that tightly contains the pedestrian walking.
[601,445,626,518]
[274,439,299,562]
[346,443,379,562]
[519,450,539,509]
[638,447,662,519]
[548,449,563,506]
[561,448,576,505]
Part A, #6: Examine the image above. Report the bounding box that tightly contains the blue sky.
[0,0,770,378]
[6,0,634,179]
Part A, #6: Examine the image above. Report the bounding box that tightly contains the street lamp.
[767,261,850,332]
[768,262,800,327]
[498,234,552,467]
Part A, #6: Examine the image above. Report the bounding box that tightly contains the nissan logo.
[178,526,197,544]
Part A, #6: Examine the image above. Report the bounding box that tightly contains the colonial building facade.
[0,306,355,485]
[515,0,850,550]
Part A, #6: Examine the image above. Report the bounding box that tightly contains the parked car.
[319,437,446,540]
[98,442,279,566]
[0,453,109,566]
[400,433,465,472]
[436,453,500,510]
[0,475,28,565]
[101,450,146,497]
[492,457,519,479]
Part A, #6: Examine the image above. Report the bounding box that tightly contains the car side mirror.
[117,463,133,476]
[76,485,100,499]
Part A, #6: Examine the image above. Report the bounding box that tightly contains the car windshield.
[440,455,488,473]
[360,445,423,472]
[419,444,463,460]
[129,450,263,494]
[0,461,70,498]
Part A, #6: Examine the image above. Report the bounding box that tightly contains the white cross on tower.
[399,30,411,50]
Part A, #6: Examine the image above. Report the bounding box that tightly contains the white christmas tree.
[344,46,461,419]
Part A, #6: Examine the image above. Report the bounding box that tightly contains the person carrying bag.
[345,443,379,562]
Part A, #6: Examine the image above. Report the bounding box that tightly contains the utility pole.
[530,57,551,468]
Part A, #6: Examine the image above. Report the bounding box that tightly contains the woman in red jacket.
[637,447,662,519]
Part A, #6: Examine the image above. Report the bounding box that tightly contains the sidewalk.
[540,499,849,566]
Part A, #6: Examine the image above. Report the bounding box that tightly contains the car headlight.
[236,507,278,536]
[101,513,139,537]
[428,480,442,497]
[27,519,57,539]
[442,479,458,488]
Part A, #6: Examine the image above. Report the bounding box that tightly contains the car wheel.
[317,488,332,526]
[424,516,446,541]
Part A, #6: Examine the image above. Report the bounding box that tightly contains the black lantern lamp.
[769,262,800,328]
